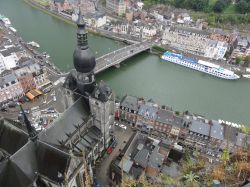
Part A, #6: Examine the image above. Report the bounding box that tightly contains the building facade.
[14,66,36,93]
[0,72,23,104]
[106,0,126,16]
[119,95,139,125]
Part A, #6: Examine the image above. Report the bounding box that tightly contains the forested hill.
[144,0,250,14]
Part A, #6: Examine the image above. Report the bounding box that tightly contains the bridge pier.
[115,64,120,68]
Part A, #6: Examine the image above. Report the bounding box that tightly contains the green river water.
[0,0,250,125]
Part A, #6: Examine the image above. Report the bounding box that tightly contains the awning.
[26,89,43,100]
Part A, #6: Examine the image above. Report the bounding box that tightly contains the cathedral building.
[0,11,114,187]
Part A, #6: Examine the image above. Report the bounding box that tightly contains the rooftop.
[120,95,138,111]
[138,102,158,120]
[189,120,210,136]
[210,120,224,140]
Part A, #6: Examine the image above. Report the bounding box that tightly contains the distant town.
[0,0,250,186]
[25,0,250,75]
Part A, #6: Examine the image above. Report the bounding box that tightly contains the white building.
[113,23,129,34]
[142,26,157,39]
[205,41,228,60]
[86,13,107,28]
[0,52,18,73]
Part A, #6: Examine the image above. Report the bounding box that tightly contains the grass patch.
[208,0,217,7]
[223,4,236,14]
[152,45,165,52]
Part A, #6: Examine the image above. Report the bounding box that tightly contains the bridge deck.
[94,41,154,74]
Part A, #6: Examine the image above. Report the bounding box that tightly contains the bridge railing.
[94,42,153,73]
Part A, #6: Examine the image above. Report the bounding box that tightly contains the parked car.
[8,102,17,108]
[120,124,127,130]
[0,108,7,112]
[112,141,118,148]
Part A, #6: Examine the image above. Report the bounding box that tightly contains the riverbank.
[23,0,140,44]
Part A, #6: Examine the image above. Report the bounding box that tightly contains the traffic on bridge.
[94,41,154,74]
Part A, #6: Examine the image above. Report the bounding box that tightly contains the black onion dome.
[73,47,96,73]
[73,10,96,73]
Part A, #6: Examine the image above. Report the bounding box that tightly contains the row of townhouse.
[0,36,50,104]
[162,26,229,60]
[0,59,49,104]
[112,22,157,39]
[118,95,250,151]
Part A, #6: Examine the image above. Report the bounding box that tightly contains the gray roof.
[122,158,133,173]
[120,95,138,111]
[156,109,174,124]
[92,81,112,102]
[236,132,247,147]
[28,63,41,75]
[170,26,209,36]
[148,146,164,168]
[14,67,32,78]
[134,148,149,168]
[223,125,238,143]
[210,120,224,140]
[190,120,210,136]
[0,118,28,156]
[0,46,23,57]
[138,102,158,120]
[0,72,17,87]
[39,98,90,145]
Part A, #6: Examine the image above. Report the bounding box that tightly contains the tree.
[235,57,242,65]
[244,56,250,67]
[158,174,176,185]
[213,0,227,13]
[236,0,250,14]
[183,171,199,187]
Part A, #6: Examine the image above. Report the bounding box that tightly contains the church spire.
[18,104,38,142]
[76,8,88,49]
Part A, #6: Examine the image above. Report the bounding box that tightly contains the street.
[95,122,134,186]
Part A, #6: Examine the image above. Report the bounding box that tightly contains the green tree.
[183,171,199,187]
[236,0,250,14]
[213,0,227,13]
[159,174,176,185]
[244,56,250,66]
[235,57,242,65]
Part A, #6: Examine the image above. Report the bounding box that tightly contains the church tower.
[73,10,96,97]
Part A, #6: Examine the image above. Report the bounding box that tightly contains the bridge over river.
[94,41,154,74]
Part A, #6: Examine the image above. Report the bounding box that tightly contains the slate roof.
[39,98,90,145]
[134,148,149,168]
[14,66,32,78]
[0,72,17,87]
[0,97,92,186]
[210,120,224,140]
[120,95,138,111]
[156,109,173,124]
[236,132,247,147]
[92,80,112,102]
[0,118,28,156]
[223,125,238,143]
[138,102,158,120]
[190,120,210,136]
[148,146,164,168]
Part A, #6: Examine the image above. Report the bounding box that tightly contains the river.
[0,0,250,125]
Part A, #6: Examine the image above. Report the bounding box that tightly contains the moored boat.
[161,51,240,80]
[242,74,250,79]
[27,41,40,48]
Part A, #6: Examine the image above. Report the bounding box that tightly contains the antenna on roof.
[18,103,38,142]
